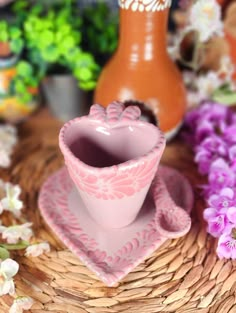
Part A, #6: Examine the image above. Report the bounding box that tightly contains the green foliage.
[22,0,100,90]
[0,247,10,260]
[2,0,117,102]
[7,60,42,104]
[81,2,119,67]
[0,20,24,54]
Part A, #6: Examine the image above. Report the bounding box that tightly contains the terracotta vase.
[94,0,187,139]
[223,1,236,71]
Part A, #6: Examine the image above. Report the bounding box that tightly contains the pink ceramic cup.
[59,101,166,229]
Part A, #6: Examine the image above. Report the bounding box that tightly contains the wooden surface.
[0,108,235,313]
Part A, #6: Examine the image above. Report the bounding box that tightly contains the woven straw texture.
[0,109,236,313]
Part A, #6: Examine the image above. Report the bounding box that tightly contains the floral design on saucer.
[38,165,193,286]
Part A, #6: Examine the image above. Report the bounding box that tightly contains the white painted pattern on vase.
[118,0,172,12]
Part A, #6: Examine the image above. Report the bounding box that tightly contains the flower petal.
[1,259,19,279]
[227,207,236,223]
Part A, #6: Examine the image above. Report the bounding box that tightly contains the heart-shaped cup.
[59,101,166,228]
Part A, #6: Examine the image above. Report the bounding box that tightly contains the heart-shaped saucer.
[38,165,193,286]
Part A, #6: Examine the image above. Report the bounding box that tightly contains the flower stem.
[0,241,29,250]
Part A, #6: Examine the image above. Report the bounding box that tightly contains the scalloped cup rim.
[59,115,166,173]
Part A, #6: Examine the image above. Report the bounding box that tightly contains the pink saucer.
[38,165,193,286]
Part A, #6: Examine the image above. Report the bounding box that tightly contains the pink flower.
[195,148,213,175]
[209,158,235,190]
[223,125,236,145]
[206,215,229,238]
[208,188,235,210]
[217,227,236,259]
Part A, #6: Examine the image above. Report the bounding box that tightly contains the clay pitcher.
[94,0,187,140]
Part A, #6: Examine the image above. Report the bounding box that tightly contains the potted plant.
[22,0,100,121]
[0,17,41,122]
[80,2,119,67]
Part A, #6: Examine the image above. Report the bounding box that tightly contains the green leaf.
[10,38,24,54]
[0,241,29,251]
[9,27,22,39]
[74,67,93,81]
[42,45,60,62]
[213,92,236,106]
[16,61,33,77]
[31,4,43,15]
[39,31,54,48]
[79,80,96,91]
[213,86,236,106]
[61,36,75,51]
[0,30,8,42]
[0,247,10,260]
[14,80,27,93]
[20,93,33,104]
[12,0,28,13]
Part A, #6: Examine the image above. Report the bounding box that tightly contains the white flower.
[195,71,223,100]
[9,296,34,313]
[183,71,197,87]
[0,259,19,296]
[167,32,183,61]
[0,183,23,217]
[188,0,223,42]
[0,125,17,153]
[25,242,50,257]
[0,145,11,168]
[0,125,17,168]
[186,90,202,108]
[218,55,236,85]
[0,223,33,244]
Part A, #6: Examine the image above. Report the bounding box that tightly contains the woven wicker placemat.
[0,109,235,313]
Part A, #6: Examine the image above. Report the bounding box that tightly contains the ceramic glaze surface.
[94,3,186,135]
[59,102,166,228]
[38,165,193,286]
[153,174,191,238]
[59,102,165,228]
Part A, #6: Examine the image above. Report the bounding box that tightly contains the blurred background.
[0,0,235,125]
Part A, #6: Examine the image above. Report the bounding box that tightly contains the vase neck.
[117,7,169,61]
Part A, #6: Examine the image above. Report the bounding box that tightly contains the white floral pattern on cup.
[118,0,172,12]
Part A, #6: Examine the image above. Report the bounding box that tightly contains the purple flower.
[229,145,236,161]
[208,158,235,190]
[223,125,236,145]
[183,101,236,259]
[228,145,236,172]
[208,188,235,210]
[207,215,229,238]
[200,135,227,156]
[195,120,214,144]
[227,208,236,224]
[202,102,229,124]
[195,135,228,174]
[195,148,212,174]
[185,108,201,131]
[217,226,236,259]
